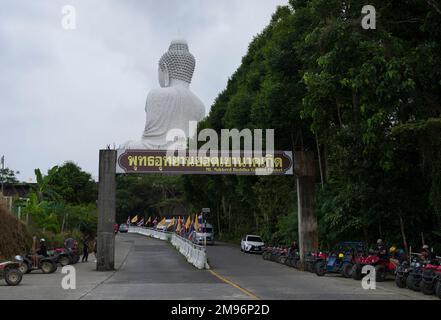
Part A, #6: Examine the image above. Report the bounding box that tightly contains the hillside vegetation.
[0,202,31,260]
[181,0,441,249]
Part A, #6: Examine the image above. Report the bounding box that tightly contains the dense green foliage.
[181,0,441,249]
[116,175,184,223]
[21,162,98,245]
[45,162,97,205]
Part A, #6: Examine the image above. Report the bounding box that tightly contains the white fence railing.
[128,226,209,270]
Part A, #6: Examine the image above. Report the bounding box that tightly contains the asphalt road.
[0,233,437,300]
[207,243,438,300]
[0,233,249,300]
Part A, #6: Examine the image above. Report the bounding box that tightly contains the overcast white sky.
[0,0,288,182]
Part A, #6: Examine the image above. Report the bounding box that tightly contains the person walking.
[82,237,89,263]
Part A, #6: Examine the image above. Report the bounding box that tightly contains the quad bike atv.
[304,251,328,272]
[0,256,24,286]
[395,257,422,288]
[19,254,58,274]
[285,251,301,269]
[406,262,426,292]
[268,247,286,263]
[315,252,353,278]
[315,242,365,278]
[419,262,441,295]
[49,248,80,266]
[276,248,289,264]
[352,253,396,282]
[435,274,441,299]
[262,247,273,260]
[47,249,69,267]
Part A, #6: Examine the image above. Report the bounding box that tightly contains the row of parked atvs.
[262,241,441,299]
[0,247,80,286]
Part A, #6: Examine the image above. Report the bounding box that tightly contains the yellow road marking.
[208,269,260,300]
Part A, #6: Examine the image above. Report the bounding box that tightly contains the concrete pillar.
[295,151,318,265]
[97,150,117,271]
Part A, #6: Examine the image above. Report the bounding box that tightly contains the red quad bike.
[304,251,328,273]
[352,253,396,282]
[50,248,80,266]
[0,256,24,286]
[420,261,441,296]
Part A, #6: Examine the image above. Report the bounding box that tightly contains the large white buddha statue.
[123,40,205,150]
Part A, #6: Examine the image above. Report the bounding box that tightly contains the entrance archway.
[96,149,317,271]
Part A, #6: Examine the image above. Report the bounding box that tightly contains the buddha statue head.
[158,40,196,88]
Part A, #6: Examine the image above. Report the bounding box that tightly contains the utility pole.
[1,155,5,197]
[97,150,117,271]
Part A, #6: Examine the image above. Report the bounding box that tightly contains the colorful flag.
[126,216,130,224]
[188,221,195,240]
[157,217,166,227]
[167,217,175,230]
[145,217,151,226]
[185,216,191,230]
[153,217,158,226]
[194,214,199,233]
[131,215,138,224]
[176,217,182,233]
[137,218,144,226]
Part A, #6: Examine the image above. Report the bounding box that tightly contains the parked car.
[0,256,24,286]
[241,235,265,253]
[119,223,129,233]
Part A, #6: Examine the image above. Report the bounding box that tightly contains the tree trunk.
[399,215,409,253]
[228,203,232,234]
[221,194,228,233]
[323,143,329,181]
[217,203,222,237]
[363,226,369,246]
[315,133,324,189]
[378,215,383,239]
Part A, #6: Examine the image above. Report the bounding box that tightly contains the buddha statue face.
[158,40,196,88]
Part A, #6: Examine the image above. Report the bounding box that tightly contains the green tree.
[0,167,20,184]
[46,162,97,204]
[181,0,441,251]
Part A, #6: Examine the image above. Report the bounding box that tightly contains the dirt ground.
[0,202,31,260]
